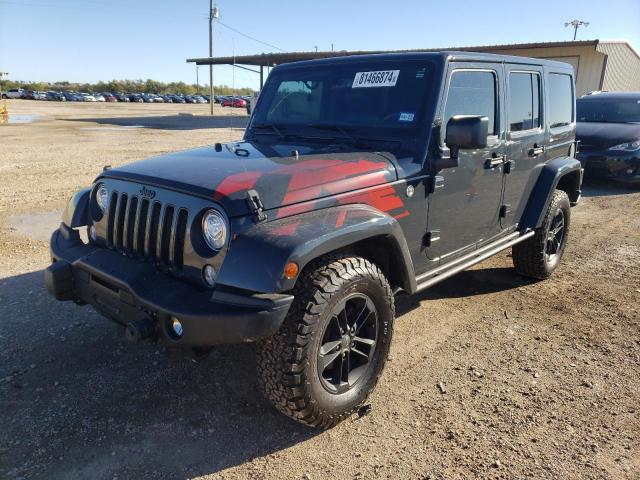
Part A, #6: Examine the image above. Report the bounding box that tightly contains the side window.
[509,72,541,132]
[548,73,574,128]
[442,70,497,142]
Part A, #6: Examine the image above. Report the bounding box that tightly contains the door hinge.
[499,204,511,218]
[428,175,445,194]
[504,160,515,174]
[246,189,267,223]
[423,230,441,247]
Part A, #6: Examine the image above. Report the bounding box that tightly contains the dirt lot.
[0,100,639,480]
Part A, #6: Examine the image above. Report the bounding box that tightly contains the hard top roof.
[271,51,574,71]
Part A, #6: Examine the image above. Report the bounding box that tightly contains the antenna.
[564,19,589,40]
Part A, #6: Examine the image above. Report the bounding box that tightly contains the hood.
[576,121,640,150]
[99,141,398,217]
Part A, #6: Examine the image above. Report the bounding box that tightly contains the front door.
[426,65,505,260]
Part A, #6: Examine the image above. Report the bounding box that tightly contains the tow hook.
[125,318,156,343]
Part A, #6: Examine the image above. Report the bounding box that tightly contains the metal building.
[187,39,640,96]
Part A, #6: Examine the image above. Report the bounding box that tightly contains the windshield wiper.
[251,123,285,139]
[306,123,358,144]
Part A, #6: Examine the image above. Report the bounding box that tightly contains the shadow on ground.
[396,266,537,316]
[64,114,249,131]
[0,271,314,480]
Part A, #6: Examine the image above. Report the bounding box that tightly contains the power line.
[216,20,285,52]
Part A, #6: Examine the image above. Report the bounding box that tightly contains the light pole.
[209,2,219,115]
[565,20,589,40]
[196,64,199,94]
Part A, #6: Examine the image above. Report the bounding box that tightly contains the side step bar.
[415,230,535,292]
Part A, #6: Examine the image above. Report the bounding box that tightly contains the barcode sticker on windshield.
[352,70,400,88]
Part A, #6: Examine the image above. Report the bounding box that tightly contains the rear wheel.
[512,189,571,279]
[256,256,394,428]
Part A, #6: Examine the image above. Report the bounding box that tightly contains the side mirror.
[445,115,489,158]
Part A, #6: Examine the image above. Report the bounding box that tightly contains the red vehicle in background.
[101,93,118,102]
[221,97,247,108]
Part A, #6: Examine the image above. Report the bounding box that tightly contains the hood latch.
[246,189,267,223]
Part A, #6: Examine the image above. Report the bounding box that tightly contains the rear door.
[501,65,546,228]
[426,64,505,260]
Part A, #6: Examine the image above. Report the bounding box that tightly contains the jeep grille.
[106,192,188,270]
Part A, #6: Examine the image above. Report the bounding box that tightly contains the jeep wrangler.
[46,52,582,428]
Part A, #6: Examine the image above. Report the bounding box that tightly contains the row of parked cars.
[2,88,251,108]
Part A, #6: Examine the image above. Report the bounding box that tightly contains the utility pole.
[196,65,199,94]
[565,20,589,40]
[209,2,219,115]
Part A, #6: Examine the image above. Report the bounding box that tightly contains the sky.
[1,0,639,90]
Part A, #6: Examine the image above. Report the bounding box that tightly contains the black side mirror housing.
[445,115,489,158]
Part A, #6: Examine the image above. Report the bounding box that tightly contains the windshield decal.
[352,70,400,88]
[398,112,416,122]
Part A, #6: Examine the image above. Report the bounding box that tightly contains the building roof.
[186,39,601,67]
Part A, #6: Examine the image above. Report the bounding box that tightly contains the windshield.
[577,98,640,123]
[251,60,434,135]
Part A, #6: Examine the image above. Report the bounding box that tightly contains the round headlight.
[202,209,227,250]
[96,184,109,212]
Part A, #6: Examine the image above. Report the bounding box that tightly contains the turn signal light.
[284,261,299,279]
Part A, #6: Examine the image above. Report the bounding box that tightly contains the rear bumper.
[577,151,640,185]
[46,224,293,346]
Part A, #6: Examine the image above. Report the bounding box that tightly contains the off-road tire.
[256,256,394,428]
[513,189,571,279]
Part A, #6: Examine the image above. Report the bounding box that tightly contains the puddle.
[0,114,41,124]
[8,211,87,243]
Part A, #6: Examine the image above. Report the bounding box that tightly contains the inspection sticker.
[352,70,400,88]
[398,112,415,122]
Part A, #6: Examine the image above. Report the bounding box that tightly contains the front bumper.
[577,151,640,185]
[45,224,293,346]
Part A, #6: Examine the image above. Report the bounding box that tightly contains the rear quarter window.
[548,73,574,128]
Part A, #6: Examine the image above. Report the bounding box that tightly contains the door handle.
[484,154,505,169]
[529,145,545,157]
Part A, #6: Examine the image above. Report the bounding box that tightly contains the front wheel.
[256,256,394,428]
[512,189,571,279]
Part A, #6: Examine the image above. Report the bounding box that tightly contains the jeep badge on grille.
[139,186,156,199]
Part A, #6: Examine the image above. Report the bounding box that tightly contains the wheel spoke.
[342,353,350,386]
[353,336,375,347]
[320,340,341,356]
[351,300,369,331]
[318,348,341,373]
[351,346,369,360]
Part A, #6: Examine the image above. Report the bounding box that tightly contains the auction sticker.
[352,70,400,88]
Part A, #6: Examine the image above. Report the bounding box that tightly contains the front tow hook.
[125,318,156,343]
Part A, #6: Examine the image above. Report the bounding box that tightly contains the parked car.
[221,97,247,108]
[183,95,196,104]
[113,92,130,102]
[2,88,24,99]
[170,95,186,104]
[33,91,47,100]
[101,92,117,102]
[92,93,105,102]
[576,92,640,185]
[79,93,96,102]
[46,52,582,428]
[128,93,144,103]
[45,91,66,101]
[21,90,36,100]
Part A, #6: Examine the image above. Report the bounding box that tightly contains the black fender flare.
[519,157,583,230]
[217,204,417,294]
[62,188,90,228]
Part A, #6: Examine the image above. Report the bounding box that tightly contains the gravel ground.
[0,100,639,480]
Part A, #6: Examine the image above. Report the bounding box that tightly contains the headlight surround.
[202,209,227,251]
[96,184,110,212]
[608,140,640,152]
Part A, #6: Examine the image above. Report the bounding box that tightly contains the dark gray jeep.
[46,52,582,428]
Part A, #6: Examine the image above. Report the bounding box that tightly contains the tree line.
[0,79,255,96]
